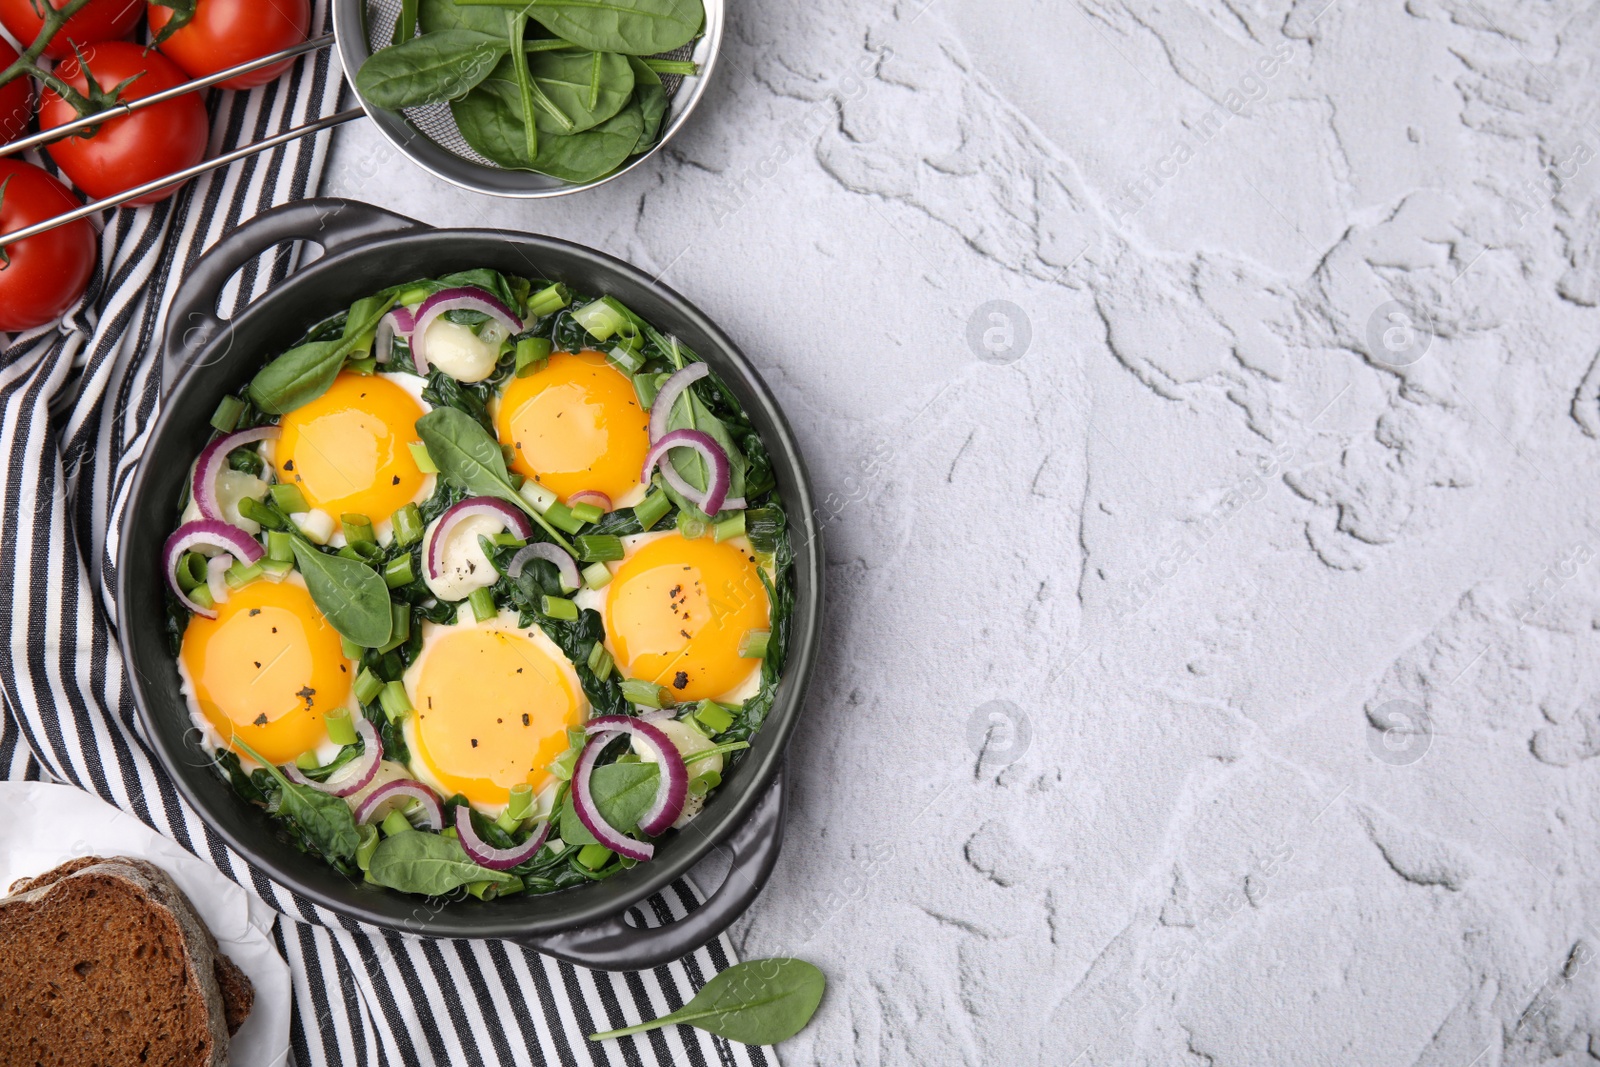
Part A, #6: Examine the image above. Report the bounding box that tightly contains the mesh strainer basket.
[332,0,724,198]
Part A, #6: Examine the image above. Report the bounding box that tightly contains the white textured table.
[324,3,1600,1063]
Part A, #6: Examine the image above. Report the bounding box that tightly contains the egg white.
[399,606,587,816]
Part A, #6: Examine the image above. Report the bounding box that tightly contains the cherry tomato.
[0,39,32,145]
[148,0,311,91]
[39,42,208,206]
[0,159,95,332]
[0,0,141,60]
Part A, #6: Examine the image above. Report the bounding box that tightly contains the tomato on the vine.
[148,0,311,91]
[39,41,208,205]
[0,0,141,60]
[0,159,95,332]
[0,39,32,145]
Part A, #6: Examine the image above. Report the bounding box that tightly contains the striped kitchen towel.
[0,4,770,1064]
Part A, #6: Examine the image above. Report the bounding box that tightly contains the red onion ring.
[163,520,264,619]
[282,718,382,798]
[568,490,612,511]
[424,497,534,581]
[570,730,653,862]
[409,287,522,376]
[584,715,688,837]
[374,305,417,364]
[206,554,232,606]
[354,778,443,830]
[454,804,552,871]
[648,362,707,442]
[506,541,579,592]
[192,425,280,521]
[642,429,731,517]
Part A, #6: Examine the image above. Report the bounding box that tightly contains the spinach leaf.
[233,737,361,863]
[367,830,520,895]
[414,406,522,507]
[248,293,397,414]
[436,267,519,309]
[419,0,505,34]
[534,102,644,182]
[521,0,703,56]
[590,959,825,1044]
[626,56,667,153]
[289,539,395,648]
[526,49,634,134]
[355,29,507,109]
[667,384,748,500]
[453,74,643,180]
[559,760,660,845]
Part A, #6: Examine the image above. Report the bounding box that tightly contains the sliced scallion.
[383,554,414,589]
[634,488,670,531]
[391,503,424,547]
[409,442,438,474]
[582,561,612,590]
[270,483,309,514]
[620,679,665,709]
[541,595,578,621]
[353,668,384,706]
[210,395,245,433]
[738,629,770,659]
[469,586,497,622]
[379,680,413,722]
[712,512,746,543]
[325,706,358,746]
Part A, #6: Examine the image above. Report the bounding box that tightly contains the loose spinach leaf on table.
[233,737,361,863]
[289,538,394,648]
[367,829,520,895]
[558,760,661,845]
[355,28,507,108]
[590,959,825,1044]
[517,0,704,56]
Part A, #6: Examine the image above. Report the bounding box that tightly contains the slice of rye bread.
[0,856,255,1067]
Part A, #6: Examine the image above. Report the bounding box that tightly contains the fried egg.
[270,371,431,536]
[495,350,651,507]
[178,576,355,765]
[577,531,770,704]
[401,610,586,810]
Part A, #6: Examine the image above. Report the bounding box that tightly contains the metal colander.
[334,0,723,197]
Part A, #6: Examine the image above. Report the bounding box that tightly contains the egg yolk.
[496,350,650,504]
[409,626,583,805]
[274,372,426,526]
[180,580,352,765]
[605,534,770,703]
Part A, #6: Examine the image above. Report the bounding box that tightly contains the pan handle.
[519,767,788,972]
[162,197,424,396]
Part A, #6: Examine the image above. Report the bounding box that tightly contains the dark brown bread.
[0,856,253,1066]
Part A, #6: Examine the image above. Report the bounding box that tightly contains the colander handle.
[520,766,788,972]
[162,197,425,396]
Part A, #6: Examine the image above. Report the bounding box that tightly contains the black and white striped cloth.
[0,5,770,1064]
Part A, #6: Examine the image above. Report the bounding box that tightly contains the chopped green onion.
[270,483,309,514]
[689,769,721,797]
[634,488,671,531]
[258,559,292,582]
[548,748,578,781]
[381,808,413,837]
[325,707,358,746]
[743,505,784,553]
[238,496,287,530]
[177,551,208,592]
[677,510,707,539]
[469,586,497,622]
[353,668,384,706]
[694,699,735,734]
[466,879,502,900]
[571,297,628,342]
[396,285,430,306]
[633,371,666,410]
[586,642,613,679]
[543,502,585,534]
[582,561,613,589]
[227,447,264,477]
[507,782,534,820]
[346,356,377,376]
[337,545,366,564]
[577,843,613,870]
[267,530,294,563]
[341,636,364,660]
[712,512,746,543]
[574,533,622,561]
[379,680,413,722]
[295,750,321,771]
[541,595,578,621]
[224,561,262,589]
[620,679,665,709]
[605,344,644,375]
[378,603,411,654]
[570,501,605,525]
[342,513,376,546]
[383,554,414,588]
[355,823,380,871]
[520,479,557,514]
[738,629,771,659]
[391,503,424,547]
[524,282,569,319]
[409,442,438,474]
[495,807,523,833]
[508,470,526,491]
[187,585,215,611]
[514,336,553,377]
[491,532,527,548]
[210,395,245,433]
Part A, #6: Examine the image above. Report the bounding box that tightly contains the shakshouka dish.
[162,269,792,899]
